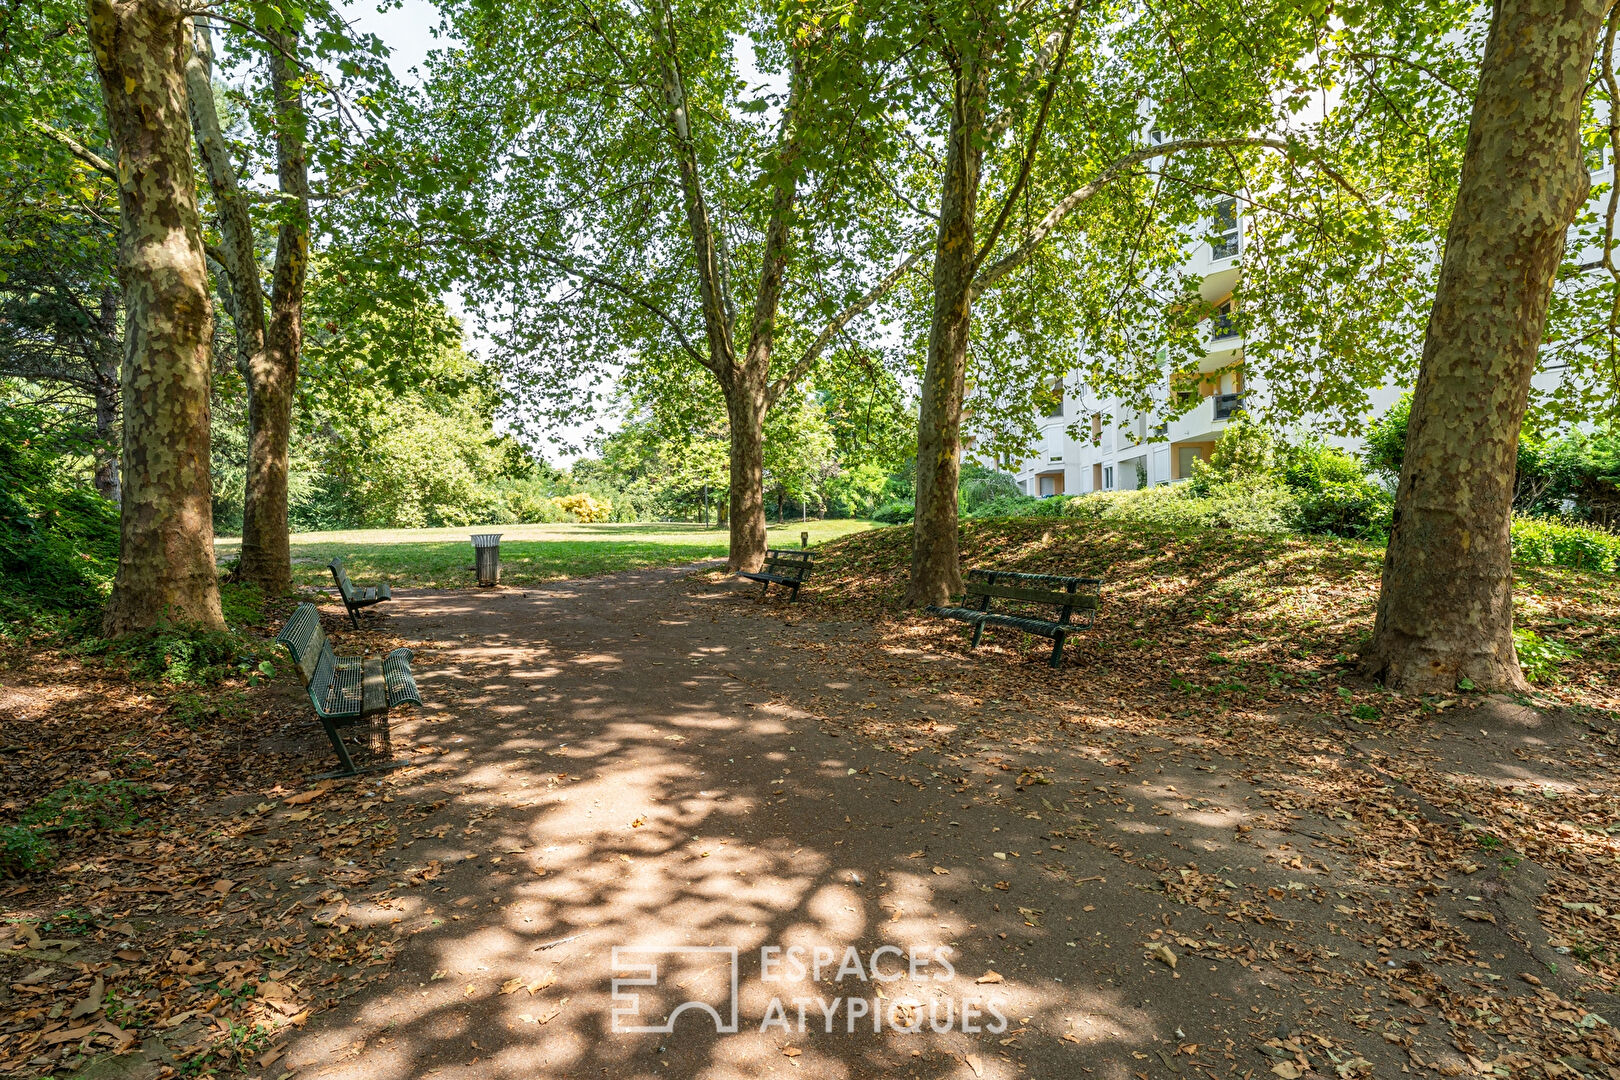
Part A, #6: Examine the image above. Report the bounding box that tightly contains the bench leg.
[320,717,359,775]
[346,604,361,630]
[969,622,985,648]
[1049,633,1066,669]
[789,582,801,603]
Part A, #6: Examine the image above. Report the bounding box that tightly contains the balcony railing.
[1210,313,1239,341]
[1213,393,1245,420]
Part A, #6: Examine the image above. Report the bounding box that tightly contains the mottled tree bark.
[238,30,309,595]
[185,20,262,371]
[93,283,122,503]
[905,55,988,608]
[1363,0,1606,693]
[724,385,769,571]
[89,0,224,634]
[186,20,306,594]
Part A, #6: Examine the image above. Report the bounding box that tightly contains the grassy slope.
[808,517,1619,708]
[220,519,875,589]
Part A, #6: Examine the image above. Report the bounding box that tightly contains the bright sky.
[339,0,610,465]
[344,0,441,82]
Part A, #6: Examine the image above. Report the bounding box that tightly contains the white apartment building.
[998,152,1609,497]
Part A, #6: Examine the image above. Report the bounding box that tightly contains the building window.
[1103,466,1114,490]
[1017,479,1027,494]
[1090,412,1103,440]
[1211,299,1238,340]
[1176,445,1202,479]
[1037,472,1065,497]
[1043,380,1064,418]
[1211,197,1240,260]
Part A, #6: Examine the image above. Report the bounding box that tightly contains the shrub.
[550,492,614,522]
[1205,482,1301,533]
[1510,516,1620,572]
[966,493,1071,519]
[870,499,915,524]
[489,478,572,524]
[22,779,149,833]
[1295,480,1394,540]
[1065,486,1204,529]
[83,623,261,686]
[0,825,55,876]
[0,398,119,637]
[1188,419,1275,495]
[1065,483,1301,534]
[1364,392,1411,480]
[1278,439,1369,493]
[957,464,1021,515]
[1514,627,1578,684]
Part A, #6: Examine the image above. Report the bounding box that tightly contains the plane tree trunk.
[92,283,121,503]
[239,29,309,595]
[90,0,224,634]
[904,53,989,608]
[186,19,307,595]
[1362,0,1607,693]
[724,381,769,570]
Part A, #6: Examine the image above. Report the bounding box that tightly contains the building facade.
[1002,192,1404,496]
[998,148,1612,496]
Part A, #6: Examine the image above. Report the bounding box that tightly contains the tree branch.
[648,0,734,372]
[1342,51,1468,97]
[971,0,1082,275]
[30,120,115,178]
[533,249,708,369]
[972,136,1295,294]
[768,246,928,402]
[982,16,1070,145]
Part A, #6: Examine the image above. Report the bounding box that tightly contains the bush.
[1364,392,1411,480]
[83,623,263,686]
[1510,516,1620,572]
[967,493,1071,519]
[870,499,915,524]
[957,464,1021,515]
[0,825,55,876]
[0,398,119,637]
[1065,483,1301,534]
[1188,419,1275,495]
[551,492,614,522]
[1295,480,1394,540]
[22,779,149,833]
[1278,439,1369,493]
[1514,627,1578,683]
[1204,482,1301,533]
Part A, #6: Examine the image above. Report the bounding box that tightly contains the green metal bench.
[274,603,421,776]
[329,556,391,629]
[738,548,815,601]
[928,569,1102,668]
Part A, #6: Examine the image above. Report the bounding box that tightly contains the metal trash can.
[471,533,502,587]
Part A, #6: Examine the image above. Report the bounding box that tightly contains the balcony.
[1213,393,1245,420]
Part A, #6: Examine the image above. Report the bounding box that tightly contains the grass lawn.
[215,518,880,589]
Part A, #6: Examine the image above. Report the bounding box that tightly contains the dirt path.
[276,566,1586,1080]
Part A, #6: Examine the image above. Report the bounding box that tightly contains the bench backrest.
[964,569,1101,623]
[329,558,356,603]
[275,603,335,693]
[763,549,814,579]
